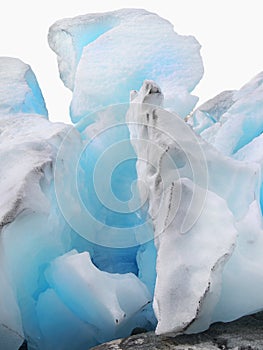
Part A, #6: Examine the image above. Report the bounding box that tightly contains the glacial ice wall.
[0,113,72,349]
[1,7,263,350]
[126,80,263,334]
[190,72,263,323]
[0,56,157,350]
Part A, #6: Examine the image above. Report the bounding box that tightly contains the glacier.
[0,8,263,350]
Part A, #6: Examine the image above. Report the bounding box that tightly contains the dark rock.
[130,327,147,336]
[91,312,263,350]
[18,340,28,350]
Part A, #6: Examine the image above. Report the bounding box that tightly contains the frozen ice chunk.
[45,250,151,341]
[0,257,24,350]
[213,201,263,322]
[127,81,260,220]
[234,134,263,211]
[192,72,263,213]
[136,241,157,297]
[126,80,262,335]
[0,57,48,117]
[196,90,237,123]
[234,132,263,165]
[153,179,237,335]
[36,289,98,350]
[192,71,263,156]
[0,113,79,348]
[49,9,203,121]
[48,12,118,91]
[0,113,73,228]
[191,90,236,134]
[0,105,148,349]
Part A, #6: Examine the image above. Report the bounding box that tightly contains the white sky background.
[1,0,263,123]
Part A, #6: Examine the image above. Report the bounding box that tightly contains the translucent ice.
[45,250,151,337]
[192,72,263,156]
[0,55,156,349]
[49,9,203,122]
[0,112,76,349]
[1,8,263,350]
[0,57,48,117]
[192,72,263,214]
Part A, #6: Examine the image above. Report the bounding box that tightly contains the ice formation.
[48,8,203,121]
[191,72,263,157]
[126,80,262,334]
[0,7,263,350]
[0,58,48,117]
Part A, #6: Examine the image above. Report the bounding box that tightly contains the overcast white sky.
[1,0,263,123]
